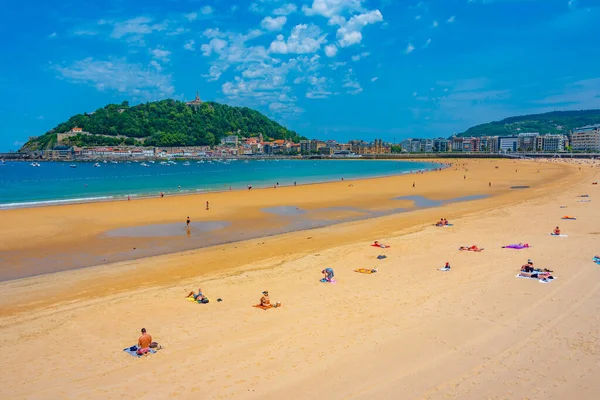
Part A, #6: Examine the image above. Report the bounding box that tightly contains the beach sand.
[0,158,599,399]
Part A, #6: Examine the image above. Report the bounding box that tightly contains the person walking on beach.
[206,201,209,211]
[186,216,191,227]
[137,328,153,355]
[489,182,491,187]
[413,182,415,188]
[160,192,164,198]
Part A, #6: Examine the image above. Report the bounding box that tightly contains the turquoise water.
[0,159,440,208]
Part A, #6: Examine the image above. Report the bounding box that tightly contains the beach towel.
[253,303,281,310]
[355,268,377,274]
[123,345,157,358]
[549,233,568,237]
[593,257,600,265]
[187,296,209,304]
[371,244,390,248]
[320,278,337,283]
[578,200,591,203]
[436,224,454,227]
[561,216,576,220]
[502,244,530,249]
[377,255,387,260]
[515,274,555,284]
[438,267,451,272]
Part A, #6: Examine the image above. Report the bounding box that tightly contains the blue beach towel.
[123,345,157,358]
[593,257,600,265]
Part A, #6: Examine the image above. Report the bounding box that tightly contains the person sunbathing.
[137,328,153,356]
[435,219,444,227]
[519,271,554,281]
[521,260,535,273]
[553,226,561,235]
[459,245,481,251]
[442,262,451,270]
[187,288,209,303]
[372,241,389,248]
[443,218,449,226]
[260,291,271,307]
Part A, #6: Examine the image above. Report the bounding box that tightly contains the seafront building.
[18,123,599,161]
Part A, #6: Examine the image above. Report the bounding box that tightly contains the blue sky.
[1,0,599,150]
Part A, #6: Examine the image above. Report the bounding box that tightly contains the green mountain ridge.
[458,109,600,137]
[21,99,303,151]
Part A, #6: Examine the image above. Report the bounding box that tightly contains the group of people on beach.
[518,259,554,282]
[435,218,450,227]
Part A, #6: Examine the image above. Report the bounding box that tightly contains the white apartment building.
[571,125,600,151]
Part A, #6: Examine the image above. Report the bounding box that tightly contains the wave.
[0,196,116,209]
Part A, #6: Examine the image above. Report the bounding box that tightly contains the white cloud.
[336,10,383,47]
[48,32,57,38]
[405,43,415,54]
[184,12,198,21]
[53,57,174,100]
[36,115,44,120]
[151,48,171,62]
[110,16,167,40]
[415,15,421,20]
[423,38,431,48]
[568,0,577,9]
[269,24,326,54]
[432,20,439,27]
[351,51,369,61]
[183,39,195,51]
[447,16,456,23]
[203,65,229,81]
[302,0,364,19]
[343,68,362,95]
[329,61,346,70]
[201,38,228,56]
[274,3,298,15]
[324,44,338,57]
[261,16,287,31]
[73,30,98,36]
[201,6,214,15]
[149,60,162,71]
[371,77,378,82]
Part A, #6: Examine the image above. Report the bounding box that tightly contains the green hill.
[21,99,302,150]
[459,109,600,137]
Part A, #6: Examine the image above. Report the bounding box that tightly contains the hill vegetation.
[459,109,600,137]
[21,100,302,150]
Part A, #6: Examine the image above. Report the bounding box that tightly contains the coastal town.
[9,123,600,161]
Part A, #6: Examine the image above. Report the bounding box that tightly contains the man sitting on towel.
[521,259,535,273]
[137,328,153,356]
[260,291,272,308]
[553,226,561,235]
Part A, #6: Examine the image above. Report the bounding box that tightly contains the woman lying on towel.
[187,288,209,303]
[502,243,530,249]
[518,271,554,281]
[561,216,576,220]
[371,241,390,248]
[459,245,483,252]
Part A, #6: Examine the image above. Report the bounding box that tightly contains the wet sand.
[0,158,599,399]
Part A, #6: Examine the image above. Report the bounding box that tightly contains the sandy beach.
[1,158,599,399]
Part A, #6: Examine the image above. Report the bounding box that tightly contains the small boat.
[103,160,107,164]
[70,164,77,168]
[93,163,101,168]
[148,160,155,164]
[183,161,191,166]
[30,162,40,167]
[141,162,150,167]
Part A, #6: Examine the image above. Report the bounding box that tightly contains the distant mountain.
[21,99,303,151]
[458,109,600,137]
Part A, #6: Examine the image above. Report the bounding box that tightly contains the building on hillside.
[186,91,203,107]
[319,147,334,155]
[300,140,311,153]
[571,125,600,151]
[221,135,239,146]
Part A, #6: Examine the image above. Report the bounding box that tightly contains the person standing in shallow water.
[186,216,190,226]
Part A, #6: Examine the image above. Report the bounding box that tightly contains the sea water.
[0,159,440,208]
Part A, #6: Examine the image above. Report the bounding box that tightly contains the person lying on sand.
[372,241,390,248]
[519,271,554,281]
[355,268,378,274]
[459,245,483,252]
[187,288,209,303]
[553,226,561,235]
[137,328,153,356]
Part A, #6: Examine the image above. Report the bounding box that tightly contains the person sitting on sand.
[521,259,535,273]
[435,219,444,227]
[260,291,271,308]
[322,268,335,282]
[187,288,208,303]
[137,328,153,355]
[443,218,449,226]
[553,226,561,235]
[444,262,451,270]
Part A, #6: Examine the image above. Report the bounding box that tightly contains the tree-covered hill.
[21,99,303,150]
[459,109,600,137]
